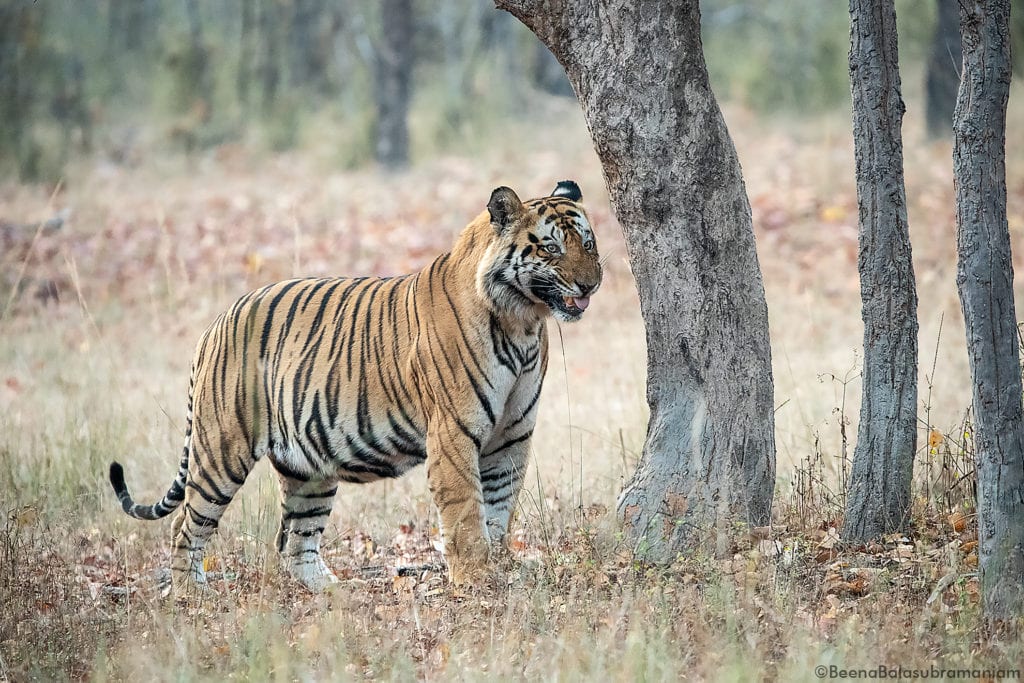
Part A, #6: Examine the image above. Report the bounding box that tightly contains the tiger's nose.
[575,281,597,297]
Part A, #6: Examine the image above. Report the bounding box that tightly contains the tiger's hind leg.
[170,447,252,595]
[276,474,339,592]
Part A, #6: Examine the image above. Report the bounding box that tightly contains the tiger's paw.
[288,556,340,593]
[446,552,490,587]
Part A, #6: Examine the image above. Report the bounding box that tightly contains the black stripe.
[271,457,311,482]
[483,430,533,458]
[259,280,305,356]
[283,507,332,521]
[296,488,338,499]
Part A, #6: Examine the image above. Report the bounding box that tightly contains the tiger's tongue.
[571,296,590,311]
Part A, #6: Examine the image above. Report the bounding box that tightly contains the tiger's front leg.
[479,430,532,546]
[426,425,489,586]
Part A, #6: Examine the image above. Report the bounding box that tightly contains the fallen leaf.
[820,205,846,222]
[243,251,264,275]
[948,511,967,532]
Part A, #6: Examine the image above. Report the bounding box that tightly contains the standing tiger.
[109,181,601,592]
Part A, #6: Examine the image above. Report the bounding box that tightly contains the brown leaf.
[814,547,839,563]
[948,511,967,533]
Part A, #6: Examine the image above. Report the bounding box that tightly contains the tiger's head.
[479,181,602,323]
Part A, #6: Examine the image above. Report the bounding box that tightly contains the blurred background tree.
[1,0,1021,181]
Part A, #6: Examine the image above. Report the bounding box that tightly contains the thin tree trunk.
[497,0,775,559]
[0,2,45,180]
[289,0,329,91]
[954,0,1024,623]
[238,0,255,105]
[258,0,281,113]
[842,0,918,542]
[925,0,962,138]
[373,0,413,168]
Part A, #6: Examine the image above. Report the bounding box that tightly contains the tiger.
[109,180,601,592]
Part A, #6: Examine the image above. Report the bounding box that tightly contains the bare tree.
[954,0,1024,623]
[373,0,414,168]
[257,0,282,112]
[925,0,962,138]
[0,2,46,180]
[237,0,256,105]
[496,0,775,559]
[841,0,918,542]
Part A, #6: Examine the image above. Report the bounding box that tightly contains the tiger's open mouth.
[528,282,594,321]
[562,295,590,314]
[545,293,591,321]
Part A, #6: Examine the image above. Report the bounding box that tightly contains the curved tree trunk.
[842,0,918,542]
[954,0,1024,623]
[497,0,775,560]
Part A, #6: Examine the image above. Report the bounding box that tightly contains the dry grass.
[2,90,1024,680]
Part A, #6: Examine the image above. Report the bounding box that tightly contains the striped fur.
[109,181,601,591]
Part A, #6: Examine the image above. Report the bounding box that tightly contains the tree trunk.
[841,0,918,542]
[257,0,282,113]
[954,0,1024,623]
[925,0,962,138]
[238,0,255,105]
[497,0,775,560]
[289,0,330,92]
[373,0,413,168]
[0,2,45,180]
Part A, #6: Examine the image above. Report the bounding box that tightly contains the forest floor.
[2,98,1024,680]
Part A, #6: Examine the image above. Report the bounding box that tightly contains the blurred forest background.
[5,2,1024,679]
[3,0,1022,181]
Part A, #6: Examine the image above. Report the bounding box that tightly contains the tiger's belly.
[265,372,535,487]
[267,401,430,484]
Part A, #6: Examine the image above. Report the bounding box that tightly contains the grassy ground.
[2,95,1024,680]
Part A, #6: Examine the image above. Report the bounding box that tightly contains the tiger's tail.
[109,371,195,521]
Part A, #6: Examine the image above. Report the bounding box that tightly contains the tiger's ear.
[487,186,525,234]
[551,180,582,202]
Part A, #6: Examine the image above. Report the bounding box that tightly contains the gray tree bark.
[373,0,413,168]
[954,0,1024,623]
[841,0,918,542]
[925,0,962,138]
[496,0,775,560]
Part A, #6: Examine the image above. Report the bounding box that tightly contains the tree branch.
[494,0,570,49]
